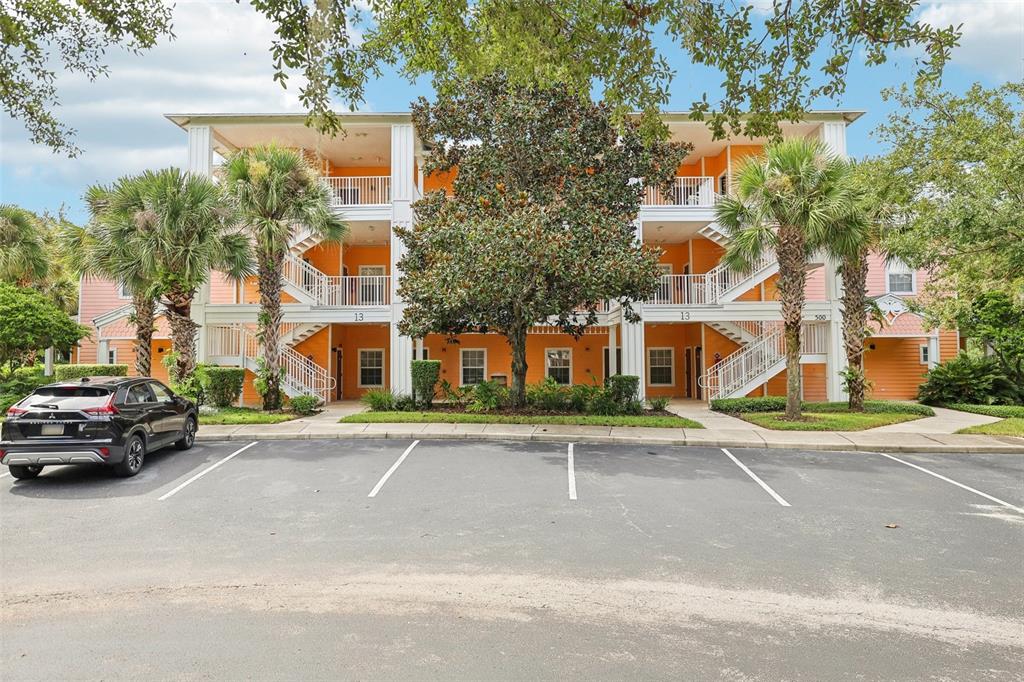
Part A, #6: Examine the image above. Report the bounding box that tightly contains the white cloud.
[919,0,1024,82]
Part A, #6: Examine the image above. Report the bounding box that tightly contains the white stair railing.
[703,249,776,301]
[207,324,335,403]
[283,253,329,303]
[282,254,390,307]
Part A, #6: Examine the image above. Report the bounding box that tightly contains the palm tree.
[0,204,48,285]
[87,169,252,382]
[63,198,160,376]
[716,138,854,420]
[221,145,346,411]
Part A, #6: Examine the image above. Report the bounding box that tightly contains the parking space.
[2,437,1022,679]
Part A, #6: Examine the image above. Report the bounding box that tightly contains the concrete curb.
[195,427,1024,454]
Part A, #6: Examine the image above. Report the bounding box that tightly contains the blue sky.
[1,1,1021,224]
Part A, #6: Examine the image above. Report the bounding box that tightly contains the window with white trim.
[545,349,572,385]
[107,348,118,365]
[919,344,929,365]
[648,348,674,386]
[358,349,384,387]
[887,260,916,295]
[460,349,486,385]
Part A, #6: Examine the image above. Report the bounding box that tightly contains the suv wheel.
[175,417,197,451]
[114,435,146,477]
[9,465,42,480]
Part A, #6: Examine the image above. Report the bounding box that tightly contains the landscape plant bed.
[342,410,702,429]
[739,410,925,431]
[199,407,298,425]
[946,404,1024,419]
[957,418,1024,437]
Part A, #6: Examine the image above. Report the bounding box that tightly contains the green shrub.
[585,387,620,416]
[917,353,1017,406]
[393,394,417,412]
[711,396,787,413]
[439,379,470,406]
[172,363,210,407]
[606,375,640,406]
[288,394,321,415]
[411,360,441,408]
[203,367,245,408]
[648,396,670,411]
[467,380,508,412]
[948,403,1024,419]
[569,383,600,412]
[1,393,23,413]
[362,388,396,412]
[54,364,128,381]
[527,377,570,411]
[0,365,48,396]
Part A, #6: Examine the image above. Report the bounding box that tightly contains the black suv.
[1,377,198,480]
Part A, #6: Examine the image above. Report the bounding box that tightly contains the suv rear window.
[26,386,113,410]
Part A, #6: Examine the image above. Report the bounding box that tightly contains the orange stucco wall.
[643,323,703,398]
[424,169,457,195]
[656,243,690,274]
[342,245,390,276]
[690,238,724,275]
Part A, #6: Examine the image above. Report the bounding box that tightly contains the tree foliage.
[398,75,687,406]
[717,138,854,420]
[954,292,1024,401]
[0,282,87,378]
[872,82,1024,324]
[10,1,959,154]
[1,0,173,156]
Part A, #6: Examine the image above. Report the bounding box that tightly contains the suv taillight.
[84,395,119,416]
[5,406,27,417]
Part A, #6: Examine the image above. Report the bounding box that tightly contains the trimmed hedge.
[606,374,640,404]
[411,359,441,408]
[712,397,934,416]
[948,403,1024,419]
[203,367,246,408]
[54,364,128,381]
[289,394,321,415]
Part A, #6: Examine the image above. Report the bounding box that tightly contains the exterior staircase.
[702,322,828,401]
[281,252,390,307]
[207,324,335,403]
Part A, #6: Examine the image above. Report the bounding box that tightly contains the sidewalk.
[196,420,1024,453]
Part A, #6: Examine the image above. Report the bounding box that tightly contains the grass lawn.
[199,407,298,425]
[957,418,1024,437]
[341,411,703,429]
[740,410,924,431]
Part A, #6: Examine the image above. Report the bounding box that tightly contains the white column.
[389,123,416,395]
[620,218,646,399]
[823,257,847,402]
[44,347,55,376]
[607,324,618,376]
[187,125,214,363]
[97,340,110,365]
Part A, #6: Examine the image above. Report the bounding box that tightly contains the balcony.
[643,177,718,207]
[321,176,391,207]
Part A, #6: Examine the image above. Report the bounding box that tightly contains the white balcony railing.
[644,177,718,207]
[323,276,390,307]
[321,176,391,207]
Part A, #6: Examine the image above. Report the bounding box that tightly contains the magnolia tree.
[397,76,688,407]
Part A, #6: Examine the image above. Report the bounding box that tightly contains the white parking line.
[368,440,419,498]
[567,443,577,501]
[874,451,1024,515]
[158,441,259,501]
[721,448,791,507]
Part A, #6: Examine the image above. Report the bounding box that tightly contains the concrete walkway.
[197,420,1024,453]
[290,400,366,424]
[866,405,1002,434]
[666,399,768,431]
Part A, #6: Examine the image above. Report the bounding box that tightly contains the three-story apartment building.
[74,110,958,405]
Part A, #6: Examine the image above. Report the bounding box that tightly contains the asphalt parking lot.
[2,438,1022,680]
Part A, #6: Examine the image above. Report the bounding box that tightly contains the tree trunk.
[163,287,198,383]
[840,249,869,411]
[132,293,156,376]
[775,224,809,420]
[258,250,285,411]
[508,325,529,408]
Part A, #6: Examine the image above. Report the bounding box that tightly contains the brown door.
[684,348,693,399]
[694,346,703,400]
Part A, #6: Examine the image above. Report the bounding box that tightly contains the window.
[117,282,131,299]
[358,349,384,387]
[107,348,118,365]
[460,349,486,386]
[648,348,674,386]
[545,349,572,385]
[126,383,155,404]
[887,260,916,295]
[150,382,173,402]
[919,345,930,365]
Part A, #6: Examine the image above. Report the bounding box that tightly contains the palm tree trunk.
[164,287,198,383]
[840,249,870,411]
[508,325,529,408]
[258,251,285,411]
[132,294,156,376]
[775,224,809,420]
